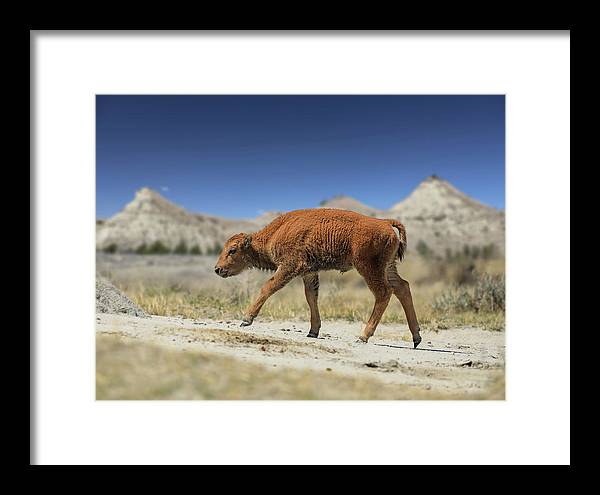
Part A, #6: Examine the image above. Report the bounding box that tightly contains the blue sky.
[96,95,505,219]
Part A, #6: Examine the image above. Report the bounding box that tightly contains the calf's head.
[214,233,252,278]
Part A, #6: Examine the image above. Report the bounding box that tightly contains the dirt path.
[96,313,505,398]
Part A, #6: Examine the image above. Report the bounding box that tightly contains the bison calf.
[214,208,422,347]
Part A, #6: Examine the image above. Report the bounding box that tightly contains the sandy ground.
[96,313,505,398]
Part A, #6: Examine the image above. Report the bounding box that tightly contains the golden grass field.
[115,255,506,331]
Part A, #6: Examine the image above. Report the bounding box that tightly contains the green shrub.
[207,242,223,255]
[433,273,505,313]
[445,243,499,262]
[416,240,433,258]
[173,240,188,255]
[482,243,496,260]
[455,262,477,285]
[135,243,148,255]
[146,241,170,255]
[103,243,118,254]
[189,245,203,255]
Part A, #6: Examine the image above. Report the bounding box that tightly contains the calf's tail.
[386,219,408,261]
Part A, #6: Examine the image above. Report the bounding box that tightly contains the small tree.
[189,244,202,255]
[416,240,432,258]
[174,240,188,255]
[147,240,170,254]
[482,243,496,260]
[135,243,148,255]
[103,243,118,254]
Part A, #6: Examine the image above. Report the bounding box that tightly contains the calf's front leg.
[303,272,321,338]
[240,266,298,326]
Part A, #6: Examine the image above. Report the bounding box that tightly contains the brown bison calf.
[214,208,422,347]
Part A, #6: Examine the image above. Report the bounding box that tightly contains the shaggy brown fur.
[215,208,421,346]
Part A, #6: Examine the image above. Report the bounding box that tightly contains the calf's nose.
[214,267,221,275]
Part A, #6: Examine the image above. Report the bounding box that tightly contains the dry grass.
[115,255,505,331]
[124,283,505,331]
[97,334,497,400]
[98,252,504,331]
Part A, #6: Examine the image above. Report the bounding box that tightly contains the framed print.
[31,30,570,466]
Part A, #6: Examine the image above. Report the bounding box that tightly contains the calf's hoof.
[306,331,319,338]
[357,335,369,343]
[240,317,254,327]
[413,335,422,348]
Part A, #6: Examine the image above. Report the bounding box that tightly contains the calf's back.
[261,209,399,271]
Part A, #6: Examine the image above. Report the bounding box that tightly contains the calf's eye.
[228,248,236,256]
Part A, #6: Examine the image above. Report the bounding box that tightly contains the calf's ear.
[243,234,252,249]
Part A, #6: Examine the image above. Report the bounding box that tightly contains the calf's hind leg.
[386,264,422,348]
[303,273,321,338]
[356,265,392,343]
